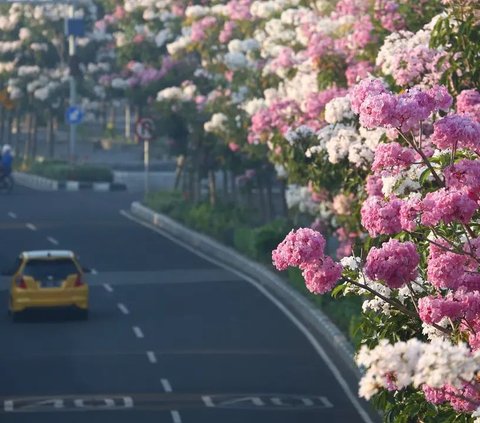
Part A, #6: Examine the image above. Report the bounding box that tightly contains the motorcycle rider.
[0,144,13,180]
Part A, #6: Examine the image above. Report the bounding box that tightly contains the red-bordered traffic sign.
[135,118,155,141]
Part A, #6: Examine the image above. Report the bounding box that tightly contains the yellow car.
[7,250,89,321]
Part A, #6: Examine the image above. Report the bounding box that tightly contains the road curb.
[14,172,126,192]
[130,201,360,375]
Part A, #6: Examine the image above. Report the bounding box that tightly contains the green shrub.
[252,218,290,262]
[233,227,256,258]
[28,160,113,183]
[145,191,185,216]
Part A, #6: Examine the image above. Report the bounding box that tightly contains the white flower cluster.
[357,338,480,401]
[204,113,228,133]
[156,83,196,102]
[223,38,260,71]
[241,98,267,116]
[284,125,315,146]
[381,165,428,197]
[285,184,321,216]
[306,124,383,167]
[324,96,354,124]
[250,0,301,19]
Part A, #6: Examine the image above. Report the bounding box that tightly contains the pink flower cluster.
[303,87,348,121]
[249,100,301,143]
[457,89,480,122]
[371,142,416,173]
[360,196,402,237]
[219,21,236,43]
[365,239,419,289]
[272,229,343,295]
[399,195,422,232]
[418,290,480,327]
[272,228,326,270]
[444,159,480,201]
[374,0,405,32]
[421,188,478,227]
[345,61,373,86]
[351,82,452,132]
[227,0,252,20]
[423,384,479,412]
[431,114,480,152]
[191,16,217,43]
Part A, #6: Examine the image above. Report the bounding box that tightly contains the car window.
[23,258,79,281]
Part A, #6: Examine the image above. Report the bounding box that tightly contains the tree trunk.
[6,111,12,145]
[134,105,142,144]
[12,110,19,154]
[266,175,274,220]
[125,102,131,142]
[222,169,228,198]
[23,112,33,163]
[208,170,216,207]
[174,155,185,190]
[47,111,55,158]
[0,107,5,142]
[258,178,267,223]
[280,179,288,218]
[31,113,38,160]
[230,173,237,204]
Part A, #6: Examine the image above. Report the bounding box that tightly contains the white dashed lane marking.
[132,326,144,339]
[202,396,214,407]
[161,379,172,393]
[171,410,182,423]
[117,303,130,315]
[47,237,59,246]
[7,212,16,219]
[26,223,37,231]
[91,268,98,275]
[103,283,113,293]
[146,351,157,364]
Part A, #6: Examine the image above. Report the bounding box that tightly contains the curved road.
[0,187,377,422]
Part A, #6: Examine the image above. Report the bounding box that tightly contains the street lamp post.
[68,3,77,162]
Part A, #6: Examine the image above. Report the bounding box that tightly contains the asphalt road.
[0,186,377,423]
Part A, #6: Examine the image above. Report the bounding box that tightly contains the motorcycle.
[0,174,14,194]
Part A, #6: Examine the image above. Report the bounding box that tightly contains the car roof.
[20,250,75,260]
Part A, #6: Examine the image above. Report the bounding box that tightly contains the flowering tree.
[272,0,480,419]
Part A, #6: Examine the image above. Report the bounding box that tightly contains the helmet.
[2,144,11,155]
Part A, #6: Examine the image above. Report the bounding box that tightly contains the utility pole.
[68,3,77,162]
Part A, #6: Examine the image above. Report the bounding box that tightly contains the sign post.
[135,118,155,194]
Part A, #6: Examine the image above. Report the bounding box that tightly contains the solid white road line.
[7,212,16,219]
[117,303,130,315]
[161,378,172,393]
[121,209,375,423]
[103,283,113,293]
[133,326,144,338]
[146,351,157,364]
[171,410,182,423]
[47,237,59,246]
[26,223,37,231]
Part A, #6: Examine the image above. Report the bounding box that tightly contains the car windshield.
[23,258,79,281]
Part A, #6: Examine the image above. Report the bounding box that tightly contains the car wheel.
[78,309,89,321]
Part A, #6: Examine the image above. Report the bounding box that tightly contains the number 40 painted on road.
[4,396,133,412]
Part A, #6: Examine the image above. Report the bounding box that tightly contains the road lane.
[0,186,377,422]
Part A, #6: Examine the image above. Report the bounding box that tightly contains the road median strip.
[13,172,126,192]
